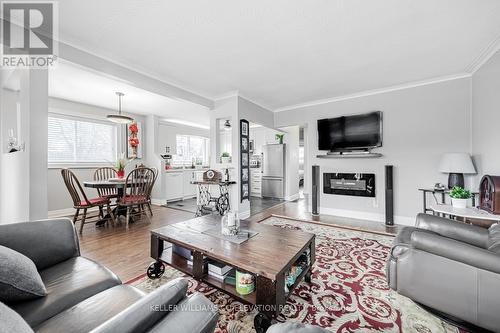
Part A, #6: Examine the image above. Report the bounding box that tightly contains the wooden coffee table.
[147,215,315,331]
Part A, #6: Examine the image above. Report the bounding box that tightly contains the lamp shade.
[438,153,476,174]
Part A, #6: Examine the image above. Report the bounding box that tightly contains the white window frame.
[173,134,210,166]
[47,112,119,169]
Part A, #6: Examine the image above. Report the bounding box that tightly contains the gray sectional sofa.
[387,213,500,332]
[0,218,219,333]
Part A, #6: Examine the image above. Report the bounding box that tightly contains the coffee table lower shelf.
[148,234,314,322]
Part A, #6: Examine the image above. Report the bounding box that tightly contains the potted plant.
[221,152,231,164]
[449,186,471,209]
[115,152,132,178]
[275,133,284,144]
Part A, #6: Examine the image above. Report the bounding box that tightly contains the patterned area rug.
[129,217,463,333]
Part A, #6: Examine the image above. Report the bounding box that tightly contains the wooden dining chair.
[117,167,156,229]
[146,167,159,216]
[61,169,116,234]
[93,167,119,201]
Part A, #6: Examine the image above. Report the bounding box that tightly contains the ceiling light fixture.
[224,119,231,130]
[107,92,133,124]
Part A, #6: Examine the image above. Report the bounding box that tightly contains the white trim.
[238,94,273,113]
[151,198,165,206]
[57,42,214,108]
[285,193,300,201]
[48,206,100,218]
[273,73,472,113]
[239,210,251,220]
[213,90,240,101]
[465,32,500,74]
[48,208,75,218]
[214,90,273,112]
[308,205,415,227]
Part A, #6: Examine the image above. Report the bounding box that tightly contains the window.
[48,114,117,166]
[173,135,209,166]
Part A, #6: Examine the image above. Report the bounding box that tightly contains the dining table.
[83,179,136,226]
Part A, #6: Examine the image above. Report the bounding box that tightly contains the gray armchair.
[387,213,500,332]
[0,218,218,333]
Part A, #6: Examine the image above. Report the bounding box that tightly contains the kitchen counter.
[164,167,209,173]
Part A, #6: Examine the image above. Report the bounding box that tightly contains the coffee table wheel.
[254,313,272,333]
[305,270,312,283]
[147,261,165,279]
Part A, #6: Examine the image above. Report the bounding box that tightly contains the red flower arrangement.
[129,122,138,133]
[128,136,139,147]
[128,122,140,157]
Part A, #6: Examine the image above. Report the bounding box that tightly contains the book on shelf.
[208,260,233,275]
[223,269,236,286]
[208,270,227,281]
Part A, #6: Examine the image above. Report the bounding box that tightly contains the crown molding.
[56,38,214,107]
[213,90,240,101]
[465,32,500,74]
[273,73,472,113]
[214,90,273,112]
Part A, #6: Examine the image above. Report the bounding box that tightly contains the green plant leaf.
[449,186,471,199]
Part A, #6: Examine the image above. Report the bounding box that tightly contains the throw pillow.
[0,301,34,333]
[0,245,47,302]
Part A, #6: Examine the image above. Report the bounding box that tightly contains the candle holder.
[221,210,240,236]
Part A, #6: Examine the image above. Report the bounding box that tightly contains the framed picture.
[241,121,248,136]
[242,168,249,182]
[242,183,249,198]
[241,152,248,167]
[241,137,248,152]
[240,119,250,202]
[126,121,142,159]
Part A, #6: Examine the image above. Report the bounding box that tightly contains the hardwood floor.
[77,200,401,282]
[78,206,193,282]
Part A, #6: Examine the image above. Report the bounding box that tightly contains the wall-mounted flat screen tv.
[317,111,382,152]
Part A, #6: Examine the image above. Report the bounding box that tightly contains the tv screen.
[317,111,382,151]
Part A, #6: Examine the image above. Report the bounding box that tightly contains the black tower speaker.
[385,165,394,226]
[312,165,320,216]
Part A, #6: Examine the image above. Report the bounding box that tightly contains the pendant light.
[224,119,231,130]
[107,92,133,124]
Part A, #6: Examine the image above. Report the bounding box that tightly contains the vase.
[451,198,468,209]
[117,170,125,179]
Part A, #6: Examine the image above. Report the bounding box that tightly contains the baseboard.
[48,206,98,218]
[239,210,251,219]
[285,193,299,201]
[151,198,165,206]
[307,205,415,226]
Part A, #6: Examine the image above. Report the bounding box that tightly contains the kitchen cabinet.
[250,168,262,197]
[183,171,197,198]
[164,171,183,201]
[157,124,177,155]
[164,169,208,202]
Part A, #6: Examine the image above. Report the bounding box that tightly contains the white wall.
[210,96,245,216]
[471,49,500,188]
[1,68,49,224]
[275,78,472,225]
[281,126,300,201]
[1,88,30,223]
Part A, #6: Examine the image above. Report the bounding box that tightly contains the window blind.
[48,114,117,164]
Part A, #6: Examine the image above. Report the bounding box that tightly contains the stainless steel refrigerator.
[262,144,286,199]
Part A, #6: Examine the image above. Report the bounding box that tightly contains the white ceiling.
[48,61,211,125]
[56,1,500,110]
